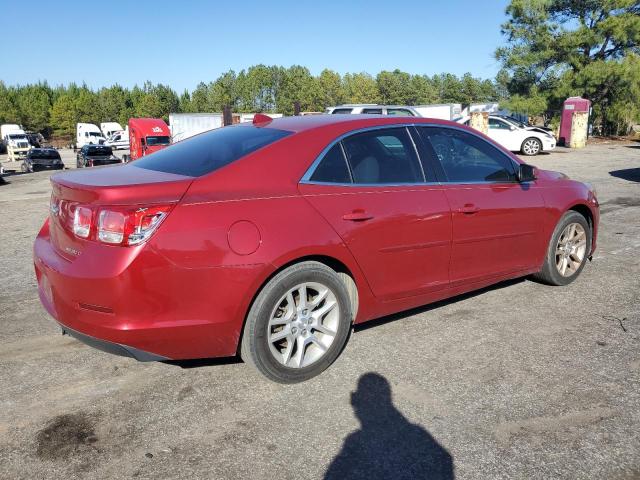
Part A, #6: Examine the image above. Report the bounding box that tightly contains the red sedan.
[34,115,599,383]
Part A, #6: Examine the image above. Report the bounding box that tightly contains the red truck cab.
[128,118,171,161]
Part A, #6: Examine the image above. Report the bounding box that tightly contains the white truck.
[411,104,463,120]
[76,123,106,149]
[1,124,31,161]
[100,122,124,139]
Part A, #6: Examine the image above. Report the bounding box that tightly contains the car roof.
[263,114,460,135]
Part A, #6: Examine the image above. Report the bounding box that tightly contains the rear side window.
[133,125,292,177]
[342,128,423,184]
[331,108,353,114]
[30,150,60,159]
[419,127,516,183]
[310,144,351,183]
[362,108,383,114]
[87,146,113,155]
[387,108,414,117]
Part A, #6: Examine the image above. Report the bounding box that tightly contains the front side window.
[419,127,516,183]
[310,144,351,183]
[489,118,512,130]
[341,128,423,184]
[133,125,292,177]
[331,108,353,114]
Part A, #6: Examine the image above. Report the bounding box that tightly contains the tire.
[240,261,353,383]
[532,211,591,286]
[521,137,542,156]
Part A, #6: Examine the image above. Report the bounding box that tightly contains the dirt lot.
[1,144,639,479]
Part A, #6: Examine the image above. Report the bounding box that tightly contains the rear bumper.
[60,323,168,361]
[33,219,269,361]
[31,163,64,171]
[90,159,121,166]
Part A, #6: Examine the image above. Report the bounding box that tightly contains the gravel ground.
[0,143,639,480]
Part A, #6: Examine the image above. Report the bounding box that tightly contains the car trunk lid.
[49,164,194,260]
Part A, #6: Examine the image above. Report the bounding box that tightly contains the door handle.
[342,210,374,222]
[458,204,479,214]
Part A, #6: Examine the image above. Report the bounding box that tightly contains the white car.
[458,115,556,156]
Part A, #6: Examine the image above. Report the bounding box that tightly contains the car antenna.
[252,113,272,126]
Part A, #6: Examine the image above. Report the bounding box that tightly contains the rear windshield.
[133,125,292,177]
[146,135,170,146]
[30,150,60,159]
[87,146,113,155]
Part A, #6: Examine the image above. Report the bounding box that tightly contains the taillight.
[98,210,126,244]
[69,204,173,246]
[73,206,92,238]
[127,207,171,245]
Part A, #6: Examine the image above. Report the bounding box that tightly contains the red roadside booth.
[559,97,591,146]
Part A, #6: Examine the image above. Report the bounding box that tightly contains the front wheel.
[533,211,591,286]
[521,137,542,156]
[240,261,352,383]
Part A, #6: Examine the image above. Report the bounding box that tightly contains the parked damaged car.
[22,148,64,173]
[76,144,122,168]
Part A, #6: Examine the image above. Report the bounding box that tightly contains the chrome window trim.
[300,122,523,186]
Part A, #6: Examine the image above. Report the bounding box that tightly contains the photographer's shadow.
[325,373,454,480]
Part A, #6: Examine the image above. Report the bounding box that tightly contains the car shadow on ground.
[355,277,525,332]
[609,168,640,183]
[324,372,454,479]
[163,356,243,369]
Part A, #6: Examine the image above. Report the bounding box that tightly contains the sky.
[2,0,511,93]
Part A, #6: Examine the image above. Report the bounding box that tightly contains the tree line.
[1,0,638,138]
[0,69,501,138]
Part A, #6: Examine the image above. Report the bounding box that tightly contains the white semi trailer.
[169,113,224,142]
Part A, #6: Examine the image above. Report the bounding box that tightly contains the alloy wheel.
[523,139,541,155]
[555,222,587,277]
[267,282,340,368]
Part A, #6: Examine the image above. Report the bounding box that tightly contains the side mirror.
[517,164,536,182]
[509,125,516,131]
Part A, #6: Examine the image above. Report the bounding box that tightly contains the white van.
[100,122,124,139]
[104,129,129,150]
[325,104,462,121]
[76,123,105,148]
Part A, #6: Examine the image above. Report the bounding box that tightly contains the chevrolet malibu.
[34,115,599,383]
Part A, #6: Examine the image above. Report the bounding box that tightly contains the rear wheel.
[533,211,591,286]
[521,137,542,156]
[240,261,352,383]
